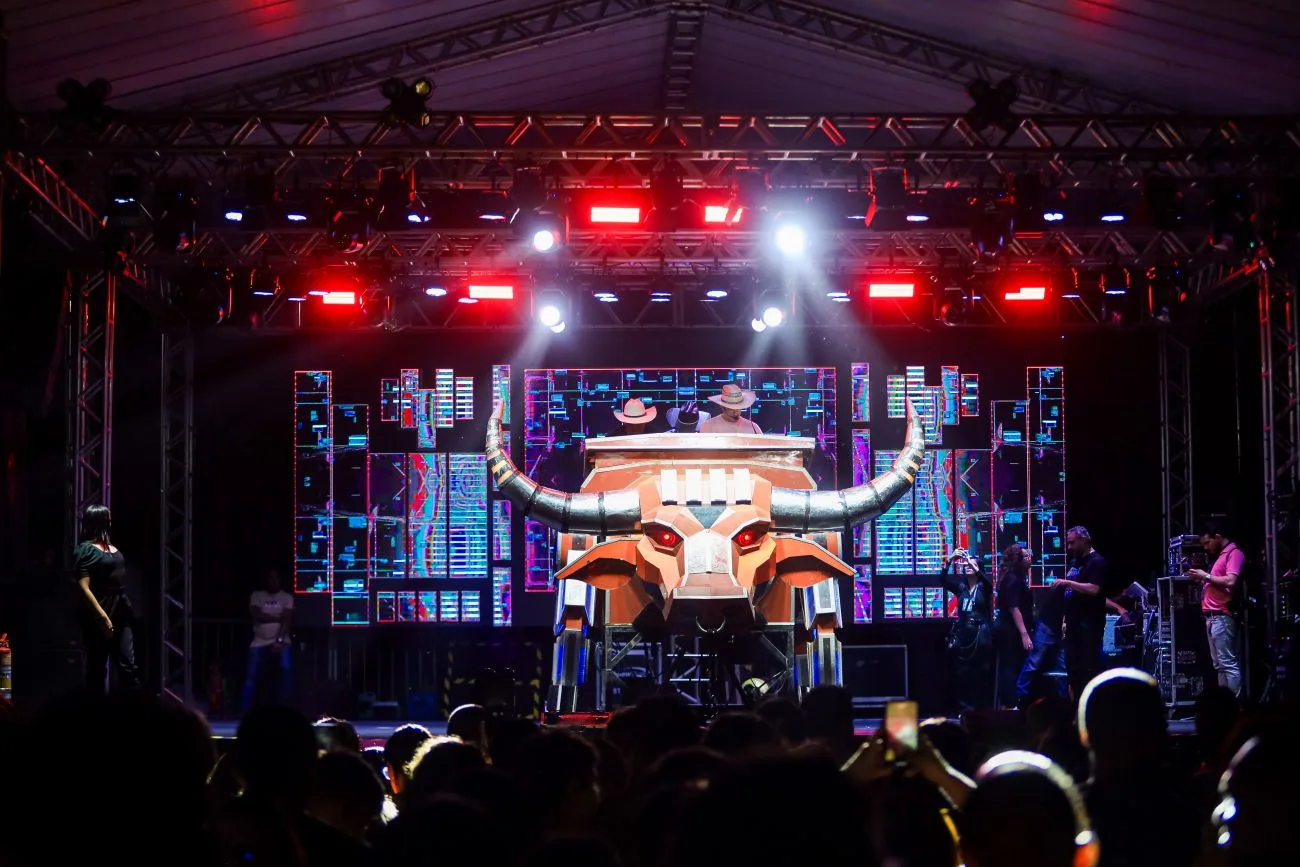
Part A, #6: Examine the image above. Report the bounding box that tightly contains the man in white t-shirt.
[700,383,763,434]
[240,568,294,709]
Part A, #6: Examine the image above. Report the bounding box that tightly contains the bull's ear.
[555,539,640,590]
[772,536,855,588]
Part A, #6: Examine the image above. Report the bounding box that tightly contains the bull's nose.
[674,572,743,598]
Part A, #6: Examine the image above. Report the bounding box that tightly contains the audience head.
[314,716,361,754]
[1078,668,1167,774]
[802,686,855,760]
[309,750,385,841]
[405,736,487,805]
[237,705,319,806]
[447,703,491,753]
[963,750,1097,867]
[756,697,807,746]
[510,729,602,832]
[383,723,433,796]
[81,504,112,543]
[1210,735,1300,865]
[701,711,781,759]
[1195,686,1240,766]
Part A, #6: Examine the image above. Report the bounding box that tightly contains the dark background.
[0,200,1266,711]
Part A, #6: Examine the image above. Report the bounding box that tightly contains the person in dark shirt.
[1017,560,1067,706]
[1054,526,1111,700]
[993,545,1035,709]
[72,504,141,694]
[940,548,994,712]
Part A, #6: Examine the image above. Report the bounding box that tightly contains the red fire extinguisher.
[0,634,12,702]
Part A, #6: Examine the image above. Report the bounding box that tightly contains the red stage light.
[590,206,641,224]
[704,205,743,225]
[468,284,514,300]
[1005,286,1048,301]
[320,291,357,305]
[867,283,915,299]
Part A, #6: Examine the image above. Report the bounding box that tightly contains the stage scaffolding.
[2,83,1295,706]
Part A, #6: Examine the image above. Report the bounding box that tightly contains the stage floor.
[207,716,1197,744]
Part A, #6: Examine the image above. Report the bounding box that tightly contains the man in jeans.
[1188,519,1244,696]
[241,568,294,709]
[1016,566,1066,705]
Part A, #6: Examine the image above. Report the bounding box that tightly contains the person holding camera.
[941,548,994,711]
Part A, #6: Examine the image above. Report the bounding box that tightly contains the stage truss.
[1260,271,1300,641]
[4,75,1298,672]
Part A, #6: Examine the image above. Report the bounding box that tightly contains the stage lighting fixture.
[468,284,514,300]
[965,77,1019,132]
[750,318,767,333]
[871,168,908,210]
[1103,267,1130,296]
[590,206,641,224]
[1145,175,1184,230]
[1208,178,1257,253]
[320,291,357,306]
[867,282,915,299]
[594,291,619,303]
[534,289,567,332]
[1044,211,1065,222]
[511,162,547,211]
[104,172,146,227]
[532,228,558,252]
[649,162,686,230]
[56,77,114,132]
[152,178,198,252]
[971,198,1014,259]
[757,290,789,328]
[424,286,448,297]
[705,288,729,300]
[380,77,434,127]
[650,291,672,303]
[774,223,807,257]
[1005,285,1047,301]
[327,193,371,254]
[704,204,744,225]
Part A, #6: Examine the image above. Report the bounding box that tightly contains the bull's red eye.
[653,528,682,547]
[734,528,764,547]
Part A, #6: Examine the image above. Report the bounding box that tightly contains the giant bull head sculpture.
[486,399,925,632]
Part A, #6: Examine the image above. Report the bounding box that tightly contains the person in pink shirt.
[700,383,763,434]
[1187,519,1244,695]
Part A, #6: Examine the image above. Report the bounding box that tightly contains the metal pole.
[66,271,115,555]
[160,328,194,705]
[1260,270,1300,642]
[1158,328,1194,546]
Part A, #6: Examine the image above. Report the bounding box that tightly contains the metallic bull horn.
[486,397,641,536]
[770,399,926,533]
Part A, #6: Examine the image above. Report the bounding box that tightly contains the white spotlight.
[532,229,558,252]
[537,304,563,328]
[761,306,785,328]
[774,224,807,257]
[549,321,567,334]
[750,318,768,333]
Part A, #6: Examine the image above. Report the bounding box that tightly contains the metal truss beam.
[160,328,194,705]
[65,271,115,551]
[177,225,1216,273]
[15,112,1296,187]
[660,2,707,112]
[1259,271,1299,640]
[182,0,663,112]
[707,0,1173,113]
[1158,329,1194,544]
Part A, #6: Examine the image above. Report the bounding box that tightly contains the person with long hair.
[940,548,994,711]
[73,504,141,693]
[993,545,1035,708]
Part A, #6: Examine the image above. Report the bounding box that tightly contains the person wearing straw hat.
[666,400,710,433]
[613,397,657,435]
[701,383,763,434]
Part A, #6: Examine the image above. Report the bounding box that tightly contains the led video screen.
[293,360,1064,628]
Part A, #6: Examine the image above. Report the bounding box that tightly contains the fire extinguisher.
[208,661,224,713]
[0,634,12,701]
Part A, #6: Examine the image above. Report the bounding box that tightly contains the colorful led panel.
[960,374,980,418]
[850,430,872,560]
[295,371,332,593]
[408,453,448,579]
[461,591,482,623]
[417,590,437,622]
[380,378,400,423]
[904,587,925,619]
[397,591,417,622]
[435,369,455,428]
[455,376,474,421]
[376,592,396,623]
[492,501,512,562]
[492,567,513,627]
[400,369,419,428]
[852,565,873,624]
[883,587,904,619]
[369,454,408,579]
[448,453,488,579]
[415,389,437,450]
[873,449,914,575]
[991,400,1031,562]
[925,587,946,618]
[914,449,954,574]
[851,362,870,423]
[439,591,461,622]
[941,366,961,426]
[492,364,512,419]
[332,595,368,626]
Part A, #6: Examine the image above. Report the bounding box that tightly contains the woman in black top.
[73,504,141,694]
[993,545,1034,709]
[940,548,994,712]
